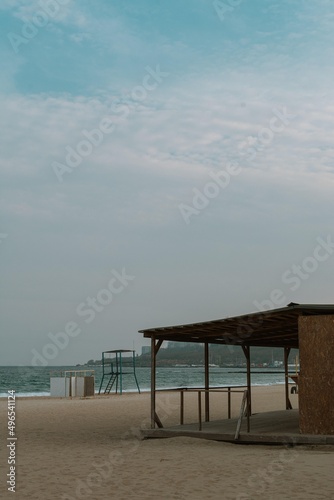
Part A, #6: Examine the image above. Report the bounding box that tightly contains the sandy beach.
[1,385,334,500]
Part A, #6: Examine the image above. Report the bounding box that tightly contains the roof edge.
[138,303,334,334]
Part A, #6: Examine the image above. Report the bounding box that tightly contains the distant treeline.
[83,344,298,367]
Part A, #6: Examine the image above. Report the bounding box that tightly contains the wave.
[0,391,50,398]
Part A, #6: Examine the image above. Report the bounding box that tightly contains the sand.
[1,385,334,499]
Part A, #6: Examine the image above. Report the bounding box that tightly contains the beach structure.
[50,370,95,397]
[139,303,334,443]
[98,349,140,395]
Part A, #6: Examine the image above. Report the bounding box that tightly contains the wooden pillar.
[150,338,164,429]
[198,391,202,431]
[242,346,251,415]
[180,390,184,425]
[204,342,210,422]
[228,387,231,419]
[284,347,292,410]
[150,336,156,429]
[119,352,123,395]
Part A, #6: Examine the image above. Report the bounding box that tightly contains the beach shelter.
[140,303,334,436]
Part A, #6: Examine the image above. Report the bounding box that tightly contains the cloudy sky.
[1,0,334,366]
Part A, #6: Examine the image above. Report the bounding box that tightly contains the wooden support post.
[204,342,209,422]
[180,390,184,425]
[151,337,164,428]
[151,336,156,429]
[198,391,202,431]
[242,346,251,416]
[246,347,251,416]
[228,387,231,419]
[246,391,250,433]
[284,347,292,410]
[119,352,123,395]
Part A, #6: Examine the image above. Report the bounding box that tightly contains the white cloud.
[1,61,334,192]
[2,0,334,364]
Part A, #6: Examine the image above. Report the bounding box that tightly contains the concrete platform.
[142,410,334,445]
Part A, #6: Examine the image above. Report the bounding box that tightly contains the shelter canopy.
[139,303,334,349]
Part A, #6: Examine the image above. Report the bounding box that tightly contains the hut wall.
[298,315,334,435]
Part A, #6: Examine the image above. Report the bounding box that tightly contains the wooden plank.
[141,428,334,446]
[154,411,163,429]
[155,338,163,355]
[234,390,248,440]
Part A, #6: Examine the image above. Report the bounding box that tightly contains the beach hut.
[139,303,334,443]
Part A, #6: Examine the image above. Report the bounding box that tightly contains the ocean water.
[0,366,287,397]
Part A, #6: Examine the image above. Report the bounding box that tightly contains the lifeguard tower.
[98,349,140,395]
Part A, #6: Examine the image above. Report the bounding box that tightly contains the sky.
[1,0,334,366]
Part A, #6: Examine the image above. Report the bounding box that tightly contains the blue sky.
[1,0,334,365]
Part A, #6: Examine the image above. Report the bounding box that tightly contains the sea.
[0,366,288,397]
